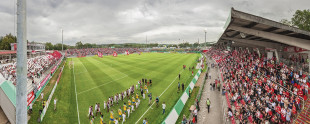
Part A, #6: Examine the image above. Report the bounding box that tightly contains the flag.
[113,51,118,57]
[50,50,62,59]
[98,51,103,58]
[125,50,129,55]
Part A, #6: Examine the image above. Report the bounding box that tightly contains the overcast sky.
[0,0,309,45]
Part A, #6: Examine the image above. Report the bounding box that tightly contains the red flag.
[113,51,118,57]
[27,91,35,107]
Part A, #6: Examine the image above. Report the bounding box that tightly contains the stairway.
[295,100,310,124]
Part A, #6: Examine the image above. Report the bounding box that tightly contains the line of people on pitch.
[88,78,153,124]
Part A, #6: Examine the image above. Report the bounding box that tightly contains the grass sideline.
[28,58,66,123]
[38,53,200,124]
[175,86,199,124]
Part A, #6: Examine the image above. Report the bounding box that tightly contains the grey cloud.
[0,0,309,45]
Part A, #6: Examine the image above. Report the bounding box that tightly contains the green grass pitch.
[39,52,200,124]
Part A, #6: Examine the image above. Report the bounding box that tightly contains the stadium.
[1,1,310,124]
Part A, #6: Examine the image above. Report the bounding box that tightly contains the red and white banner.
[98,52,103,58]
[202,50,209,53]
[51,59,62,74]
[51,51,62,59]
[113,51,118,57]
[283,46,308,53]
[38,75,51,91]
[27,91,35,107]
[125,50,129,55]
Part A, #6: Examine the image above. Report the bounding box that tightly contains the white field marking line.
[73,61,81,124]
[100,54,173,72]
[76,59,171,95]
[91,58,128,76]
[78,55,170,76]
[75,68,127,78]
[75,71,88,75]
[77,75,128,95]
[76,56,167,95]
[76,59,129,95]
[135,69,185,124]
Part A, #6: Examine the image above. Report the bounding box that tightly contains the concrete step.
[299,114,310,122]
[295,118,304,124]
[298,115,310,124]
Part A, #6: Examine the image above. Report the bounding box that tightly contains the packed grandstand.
[206,48,309,123]
[66,48,144,57]
[0,51,62,93]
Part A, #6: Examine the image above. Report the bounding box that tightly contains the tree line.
[0,33,16,50]
[280,9,310,31]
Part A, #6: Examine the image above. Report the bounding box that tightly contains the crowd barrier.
[162,69,202,124]
[27,56,64,109]
[40,62,65,122]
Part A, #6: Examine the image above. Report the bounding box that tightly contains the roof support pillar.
[270,49,279,62]
[308,52,310,74]
[246,47,250,54]
[257,48,261,58]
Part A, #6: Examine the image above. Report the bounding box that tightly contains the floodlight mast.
[204,29,207,47]
[62,29,63,52]
[16,0,27,123]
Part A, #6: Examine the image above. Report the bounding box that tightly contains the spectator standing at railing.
[29,103,33,114]
[195,99,200,111]
[192,108,198,122]
[41,93,44,101]
[181,115,187,124]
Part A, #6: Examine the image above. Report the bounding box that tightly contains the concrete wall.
[0,88,16,124]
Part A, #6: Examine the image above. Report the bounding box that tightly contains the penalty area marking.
[73,61,81,124]
[135,69,184,124]
[77,75,128,95]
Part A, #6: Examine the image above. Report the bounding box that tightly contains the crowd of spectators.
[207,49,309,124]
[66,48,143,57]
[0,54,62,85]
[150,48,201,52]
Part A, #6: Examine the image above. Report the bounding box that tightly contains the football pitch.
[41,52,200,124]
